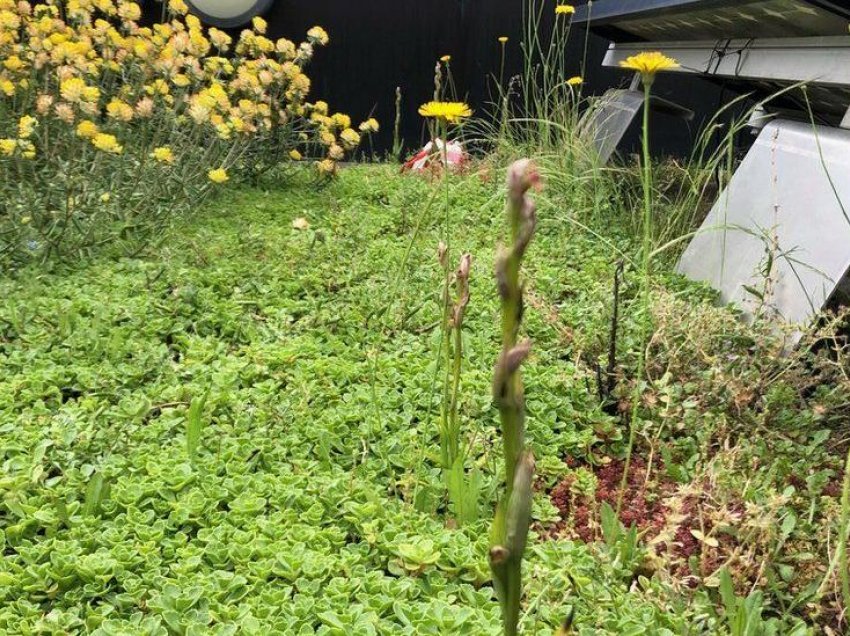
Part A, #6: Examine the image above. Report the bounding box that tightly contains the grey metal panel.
[576,0,850,41]
[601,37,850,88]
[677,119,850,325]
[579,89,645,164]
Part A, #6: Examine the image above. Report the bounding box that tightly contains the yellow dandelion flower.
[619,51,679,84]
[566,76,583,86]
[440,55,451,63]
[208,168,229,183]
[92,133,123,154]
[76,120,99,139]
[100,192,111,203]
[0,79,14,96]
[418,101,472,124]
[555,5,575,15]
[498,36,509,44]
[150,146,175,164]
[289,149,302,161]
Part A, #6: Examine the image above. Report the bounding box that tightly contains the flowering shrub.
[0,0,375,263]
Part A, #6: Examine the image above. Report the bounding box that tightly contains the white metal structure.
[578,0,850,332]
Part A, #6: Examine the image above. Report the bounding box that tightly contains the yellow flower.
[331,113,351,130]
[498,36,509,44]
[60,77,86,102]
[440,55,451,63]
[307,26,329,46]
[92,133,123,154]
[328,143,344,160]
[566,76,583,86]
[252,16,267,34]
[0,138,16,156]
[215,122,232,140]
[76,120,99,139]
[151,146,175,164]
[358,118,379,133]
[0,79,14,96]
[276,38,296,59]
[340,128,360,150]
[36,95,54,115]
[106,98,134,122]
[209,28,232,51]
[418,101,472,124]
[55,104,75,124]
[20,141,35,159]
[168,0,188,15]
[619,51,679,84]
[4,55,24,71]
[135,97,154,118]
[117,1,141,21]
[18,115,37,139]
[555,5,575,15]
[100,192,111,203]
[316,158,336,176]
[208,168,228,183]
[289,149,302,161]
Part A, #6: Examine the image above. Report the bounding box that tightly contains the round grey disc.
[186,0,274,28]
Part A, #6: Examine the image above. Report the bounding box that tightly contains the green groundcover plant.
[1,166,848,634]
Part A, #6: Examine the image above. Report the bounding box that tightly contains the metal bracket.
[580,85,694,164]
[677,119,850,329]
[841,104,850,130]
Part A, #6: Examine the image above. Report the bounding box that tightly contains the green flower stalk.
[490,159,540,636]
[438,248,473,471]
[615,51,679,514]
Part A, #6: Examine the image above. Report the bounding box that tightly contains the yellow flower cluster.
[0,0,376,183]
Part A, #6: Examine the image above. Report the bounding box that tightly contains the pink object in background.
[402,139,469,174]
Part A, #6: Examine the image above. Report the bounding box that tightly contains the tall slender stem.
[618,80,653,516]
